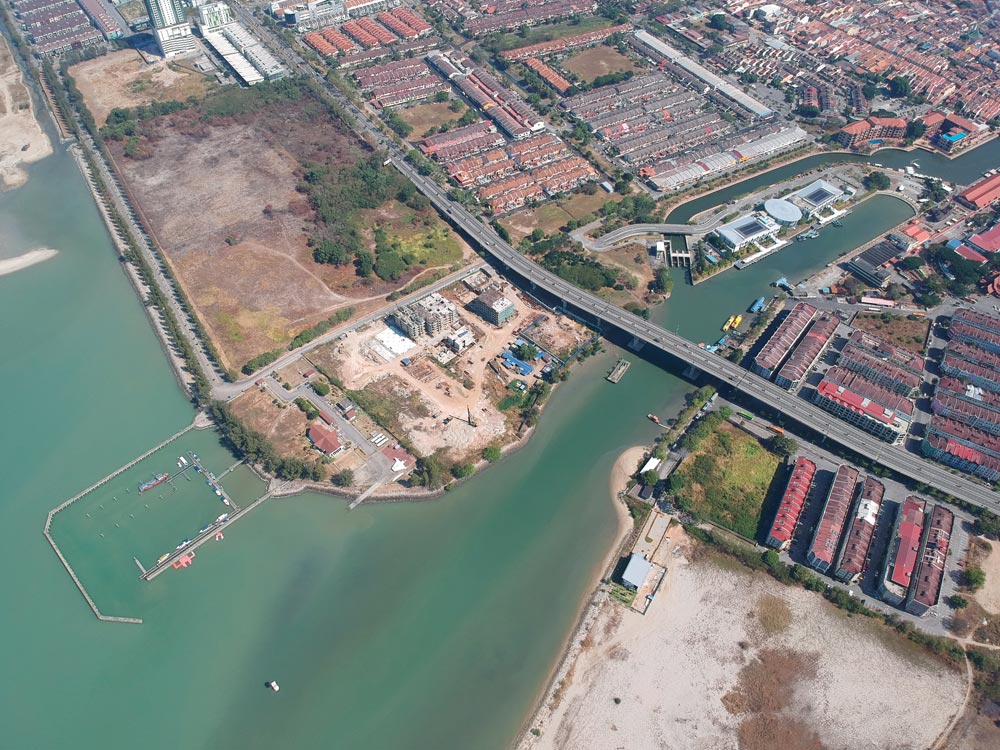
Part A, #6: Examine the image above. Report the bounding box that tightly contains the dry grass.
[751,593,793,640]
[560,46,640,83]
[397,100,470,139]
[737,715,827,750]
[229,387,324,471]
[852,312,931,354]
[70,50,216,126]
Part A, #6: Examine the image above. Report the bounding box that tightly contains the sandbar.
[0,35,53,191]
[0,247,59,277]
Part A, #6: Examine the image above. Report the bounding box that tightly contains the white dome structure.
[764,198,803,226]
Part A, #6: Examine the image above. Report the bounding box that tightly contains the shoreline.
[0,247,58,277]
[0,32,53,191]
[513,444,644,749]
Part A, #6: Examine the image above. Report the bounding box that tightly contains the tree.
[905,120,927,140]
[948,594,969,609]
[974,510,1000,540]
[864,171,891,191]
[312,380,331,396]
[482,445,502,463]
[641,470,659,487]
[433,90,449,103]
[651,267,673,294]
[374,250,406,281]
[767,434,799,458]
[355,251,374,278]
[961,566,987,591]
[451,462,475,479]
[312,239,351,266]
[517,343,539,361]
[900,255,925,271]
[331,469,354,487]
[888,76,911,98]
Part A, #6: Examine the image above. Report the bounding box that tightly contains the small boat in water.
[732,315,743,329]
[647,413,660,424]
[722,315,736,331]
[831,220,843,227]
[267,681,280,692]
[139,473,169,493]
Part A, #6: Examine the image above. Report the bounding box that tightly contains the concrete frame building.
[468,289,515,326]
[145,0,198,57]
[878,497,925,607]
[392,292,460,339]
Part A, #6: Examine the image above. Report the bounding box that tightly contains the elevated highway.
[587,218,723,251]
[389,156,999,515]
[234,5,998,515]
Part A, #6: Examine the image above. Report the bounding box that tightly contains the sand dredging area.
[0,247,58,277]
[520,450,968,750]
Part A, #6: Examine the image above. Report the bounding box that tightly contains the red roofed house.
[968,222,1000,254]
[308,424,345,457]
[766,457,817,550]
[878,496,926,607]
[955,244,987,264]
[957,174,1000,211]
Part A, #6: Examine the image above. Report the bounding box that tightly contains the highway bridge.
[389,156,999,514]
[588,218,723,251]
[234,7,998,515]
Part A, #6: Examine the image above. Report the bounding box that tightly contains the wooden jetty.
[606,358,631,383]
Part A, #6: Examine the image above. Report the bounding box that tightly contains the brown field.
[69,50,216,126]
[852,312,930,354]
[500,189,618,242]
[230,386,317,466]
[560,46,640,83]
[397,100,471,140]
[108,87,472,369]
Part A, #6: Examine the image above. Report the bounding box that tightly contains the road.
[230,6,1000,513]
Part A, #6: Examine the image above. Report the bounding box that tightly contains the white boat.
[216,513,229,523]
[267,681,280,692]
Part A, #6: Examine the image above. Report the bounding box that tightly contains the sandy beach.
[0,35,53,191]
[0,247,59,277]
[522,546,967,750]
[517,446,645,748]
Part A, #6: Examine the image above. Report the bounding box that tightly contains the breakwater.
[42,418,199,624]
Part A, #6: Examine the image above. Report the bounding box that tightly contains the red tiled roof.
[955,244,987,263]
[911,505,954,608]
[836,477,884,578]
[968,223,1000,253]
[809,465,859,566]
[890,497,926,588]
[767,457,816,544]
[958,175,1000,210]
[308,425,342,454]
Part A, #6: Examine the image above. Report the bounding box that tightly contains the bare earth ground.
[309,286,588,463]
[0,35,52,190]
[108,94,472,369]
[522,549,966,750]
[501,190,620,243]
[559,46,641,83]
[69,49,216,126]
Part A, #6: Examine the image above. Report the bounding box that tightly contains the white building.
[196,1,234,32]
[144,0,198,57]
[793,179,844,218]
[714,212,781,252]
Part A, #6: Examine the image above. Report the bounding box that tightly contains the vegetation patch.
[669,419,781,538]
[851,312,930,355]
[560,45,639,84]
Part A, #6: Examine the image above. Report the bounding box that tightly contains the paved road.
[236,4,1000,514]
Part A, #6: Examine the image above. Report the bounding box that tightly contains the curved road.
[238,4,998,514]
[587,218,724,250]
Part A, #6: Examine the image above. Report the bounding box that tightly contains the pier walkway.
[42,417,203,624]
[140,484,282,581]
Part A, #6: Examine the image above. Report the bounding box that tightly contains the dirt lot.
[500,190,619,243]
[69,50,216,126]
[108,87,472,369]
[522,549,967,750]
[397,99,471,140]
[559,46,640,83]
[973,539,1000,615]
[852,312,931,354]
[309,284,588,463]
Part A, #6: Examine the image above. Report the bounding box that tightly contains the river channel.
[0,135,995,748]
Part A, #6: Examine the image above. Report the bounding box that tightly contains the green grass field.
[671,422,781,538]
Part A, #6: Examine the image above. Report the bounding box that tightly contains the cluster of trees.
[382,110,412,138]
[540,249,620,292]
[590,69,634,89]
[863,170,891,191]
[210,402,324,481]
[598,192,658,224]
[304,154,425,278]
[294,397,320,420]
[650,267,673,295]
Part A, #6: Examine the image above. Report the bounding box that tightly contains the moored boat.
[139,473,169,493]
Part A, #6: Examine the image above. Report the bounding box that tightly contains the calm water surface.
[0,137,995,748]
